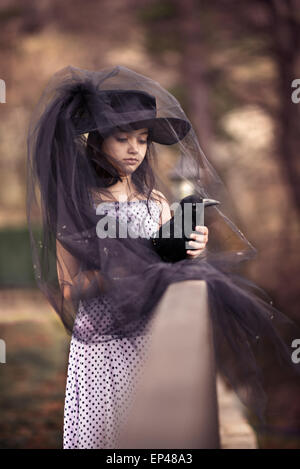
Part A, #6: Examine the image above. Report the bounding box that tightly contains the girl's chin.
[119,170,134,178]
[120,167,137,175]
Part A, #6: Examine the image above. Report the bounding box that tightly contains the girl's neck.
[113,176,134,191]
[91,177,142,203]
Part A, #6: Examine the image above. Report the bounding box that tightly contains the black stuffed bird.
[151,194,220,262]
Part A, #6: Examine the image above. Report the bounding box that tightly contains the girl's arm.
[152,189,172,228]
[56,240,106,301]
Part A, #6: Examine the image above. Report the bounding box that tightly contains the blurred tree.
[217,0,300,216]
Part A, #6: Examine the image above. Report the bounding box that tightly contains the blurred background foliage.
[0,0,300,449]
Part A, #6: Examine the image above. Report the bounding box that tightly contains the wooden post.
[118,280,220,449]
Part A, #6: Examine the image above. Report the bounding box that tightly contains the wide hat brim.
[76,117,191,145]
[71,86,191,145]
[75,115,191,145]
[122,117,192,145]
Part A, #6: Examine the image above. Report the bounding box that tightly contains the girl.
[59,124,207,448]
[27,64,300,449]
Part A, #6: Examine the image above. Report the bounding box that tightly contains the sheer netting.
[26,64,300,427]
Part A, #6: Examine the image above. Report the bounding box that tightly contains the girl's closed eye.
[115,137,147,144]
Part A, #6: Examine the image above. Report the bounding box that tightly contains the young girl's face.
[101,127,149,176]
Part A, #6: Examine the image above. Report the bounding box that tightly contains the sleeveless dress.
[63,199,161,449]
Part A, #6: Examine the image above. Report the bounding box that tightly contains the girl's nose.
[128,139,139,153]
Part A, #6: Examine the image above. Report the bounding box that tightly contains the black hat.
[71,87,191,145]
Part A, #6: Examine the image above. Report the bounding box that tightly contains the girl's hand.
[186,225,209,258]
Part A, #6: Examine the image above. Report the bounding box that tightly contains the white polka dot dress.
[63,200,161,449]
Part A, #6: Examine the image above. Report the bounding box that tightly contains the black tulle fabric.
[26,64,300,427]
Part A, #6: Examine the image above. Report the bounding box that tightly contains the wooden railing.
[118,280,221,449]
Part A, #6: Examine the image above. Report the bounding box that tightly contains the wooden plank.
[118,280,221,449]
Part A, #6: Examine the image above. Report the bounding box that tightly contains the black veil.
[26,64,300,426]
